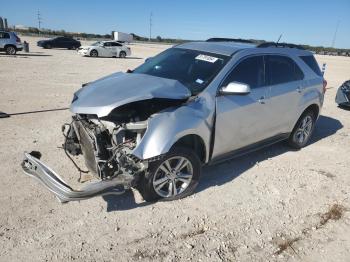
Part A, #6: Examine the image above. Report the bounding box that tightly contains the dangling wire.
[62,121,89,182]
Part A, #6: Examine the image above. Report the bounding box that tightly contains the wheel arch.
[90,49,98,56]
[171,134,206,163]
[303,103,320,119]
[4,44,16,49]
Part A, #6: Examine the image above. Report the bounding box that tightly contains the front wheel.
[288,110,316,149]
[5,46,16,55]
[90,50,98,57]
[119,51,126,58]
[138,147,201,202]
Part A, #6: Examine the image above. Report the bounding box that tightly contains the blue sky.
[1,0,350,48]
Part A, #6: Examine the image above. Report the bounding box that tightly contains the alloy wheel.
[293,115,313,144]
[6,46,16,55]
[152,156,193,198]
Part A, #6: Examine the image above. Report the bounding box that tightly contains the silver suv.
[22,40,326,203]
[0,31,23,55]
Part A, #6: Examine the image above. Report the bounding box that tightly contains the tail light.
[323,79,327,94]
[15,35,21,43]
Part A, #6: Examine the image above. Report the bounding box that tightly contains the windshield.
[133,48,230,95]
[91,41,101,46]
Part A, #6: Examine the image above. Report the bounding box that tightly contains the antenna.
[331,20,340,48]
[37,10,42,33]
[149,12,153,42]
[276,34,283,44]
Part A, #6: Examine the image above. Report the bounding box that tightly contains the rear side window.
[266,55,304,85]
[110,42,122,46]
[300,55,322,76]
[0,32,10,39]
[223,56,265,89]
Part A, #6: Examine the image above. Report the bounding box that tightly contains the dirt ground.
[0,36,349,262]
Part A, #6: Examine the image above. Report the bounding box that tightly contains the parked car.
[0,31,23,55]
[77,41,131,58]
[37,37,81,49]
[335,80,350,107]
[22,40,326,203]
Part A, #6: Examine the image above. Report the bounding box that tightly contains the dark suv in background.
[37,36,81,49]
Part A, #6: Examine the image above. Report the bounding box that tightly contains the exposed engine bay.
[63,98,185,182]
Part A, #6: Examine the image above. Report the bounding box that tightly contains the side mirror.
[219,82,251,95]
[145,57,153,63]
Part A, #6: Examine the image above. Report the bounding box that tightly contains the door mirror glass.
[220,82,251,95]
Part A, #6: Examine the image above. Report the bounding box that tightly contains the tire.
[288,110,316,149]
[5,45,16,55]
[90,50,98,57]
[138,147,201,202]
[45,44,51,49]
[70,45,76,50]
[119,51,126,58]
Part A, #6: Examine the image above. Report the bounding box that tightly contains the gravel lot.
[0,36,349,262]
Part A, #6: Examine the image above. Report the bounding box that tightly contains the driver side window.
[223,56,265,89]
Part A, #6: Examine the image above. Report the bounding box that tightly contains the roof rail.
[206,38,254,44]
[257,42,305,50]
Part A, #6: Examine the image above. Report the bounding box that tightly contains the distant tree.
[156,35,162,42]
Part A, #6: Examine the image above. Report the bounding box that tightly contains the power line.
[37,10,42,31]
[331,20,340,48]
[149,12,153,41]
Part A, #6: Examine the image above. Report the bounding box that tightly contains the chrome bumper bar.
[21,152,131,203]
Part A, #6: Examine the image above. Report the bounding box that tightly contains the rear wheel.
[70,45,76,50]
[5,45,16,55]
[138,147,201,202]
[119,51,126,58]
[90,50,98,57]
[288,110,316,149]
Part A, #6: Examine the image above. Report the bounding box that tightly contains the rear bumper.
[21,152,133,203]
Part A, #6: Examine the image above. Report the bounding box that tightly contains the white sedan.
[77,41,131,58]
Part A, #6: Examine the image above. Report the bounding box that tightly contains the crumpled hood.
[70,72,191,117]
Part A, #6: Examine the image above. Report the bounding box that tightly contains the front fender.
[132,98,213,162]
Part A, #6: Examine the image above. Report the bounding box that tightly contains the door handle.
[258,96,265,104]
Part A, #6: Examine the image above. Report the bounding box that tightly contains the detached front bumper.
[336,86,350,106]
[21,152,133,203]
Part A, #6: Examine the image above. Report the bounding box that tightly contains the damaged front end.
[21,98,187,202]
[336,80,350,107]
[21,72,192,202]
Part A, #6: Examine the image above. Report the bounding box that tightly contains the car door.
[110,42,121,57]
[265,55,305,134]
[212,55,273,159]
[100,42,112,57]
[53,37,63,48]
[0,32,6,48]
[62,37,71,48]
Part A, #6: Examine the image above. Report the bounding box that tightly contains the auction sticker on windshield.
[195,54,218,63]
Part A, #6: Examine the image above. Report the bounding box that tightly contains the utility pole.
[331,20,340,48]
[149,12,153,42]
[37,10,42,34]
